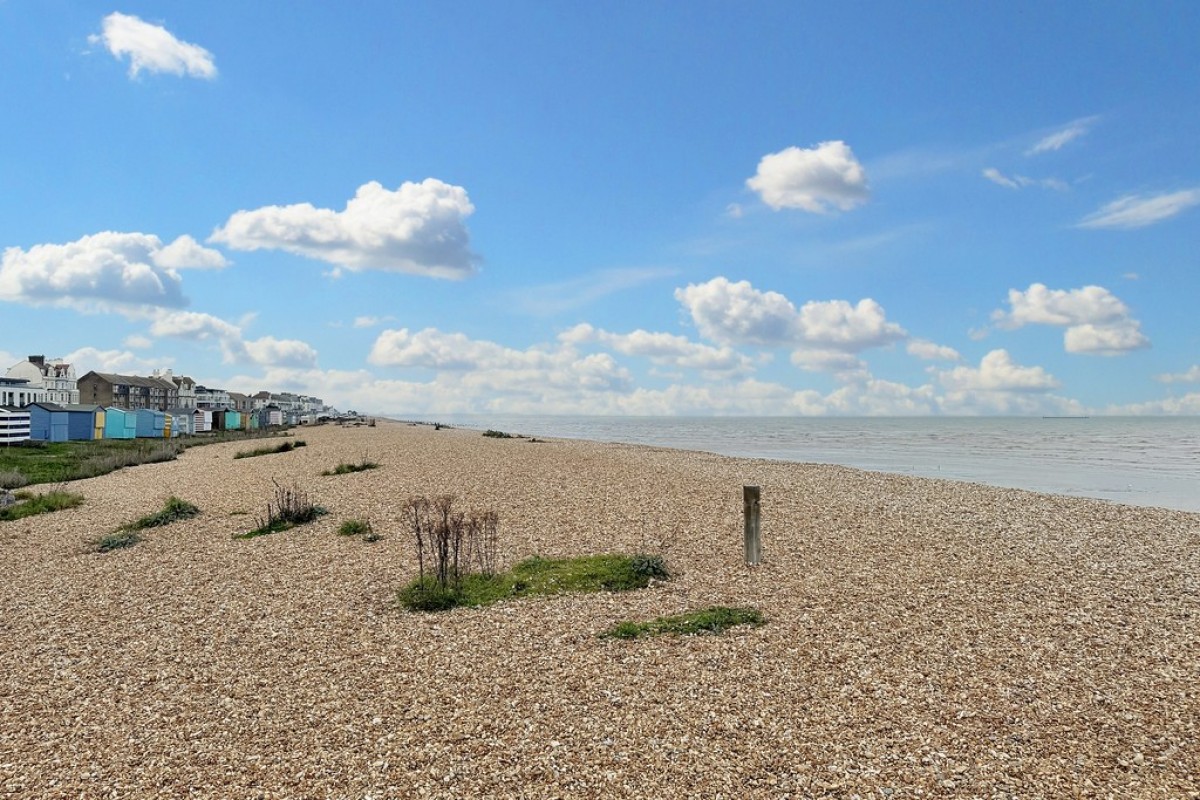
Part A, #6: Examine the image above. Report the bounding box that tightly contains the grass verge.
[0,490,85,522]
[399,552,668,612]
[601,606,765,639]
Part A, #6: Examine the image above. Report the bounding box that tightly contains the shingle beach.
[2,421,1198,798]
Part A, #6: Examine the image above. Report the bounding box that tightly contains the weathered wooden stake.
[743,485,761,565]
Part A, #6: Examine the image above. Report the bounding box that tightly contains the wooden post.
[743,485,761,565]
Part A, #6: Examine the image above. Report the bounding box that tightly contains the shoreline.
[2,420,1197,796]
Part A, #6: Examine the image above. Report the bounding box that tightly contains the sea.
[407,415,1200,514]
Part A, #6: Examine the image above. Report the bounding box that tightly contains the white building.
[194,385,231,409]
[6,356,79,405]
[0,376,47,407]
[153,369,197,410]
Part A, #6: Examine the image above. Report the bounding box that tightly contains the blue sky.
[2,2,1198,416]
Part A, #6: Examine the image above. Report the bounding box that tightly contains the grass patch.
[399,552,669,612]
[122,496,200,531]
[0,469,29,490]
[0,428,294,486]
[0,490,84,522]
[96,530,141,552]
[322,459,379,476]
[233,439,306,459]
[235,481,326,539]
[337,518,373,537]
[482,429,514,439]
[601,606,765,640]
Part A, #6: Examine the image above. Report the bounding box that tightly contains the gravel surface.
[2,421,1198,798]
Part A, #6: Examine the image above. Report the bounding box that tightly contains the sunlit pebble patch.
[2,420,1199,797]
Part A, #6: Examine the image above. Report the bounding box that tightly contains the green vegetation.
[482,429,514,439]
[235,481,326,539]
[337,518,373,537]
[122,496,200,531]
[0,490,85,522]
[0,470,29,490]
[0,428,292,487]
[399,552,669,612]
[601,606,765,640]
[96,530,141,552]
[321,457,379,476]
[233,439,306,459]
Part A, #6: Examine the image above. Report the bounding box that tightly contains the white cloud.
[149,310,319,368]
[992,282,1149,355]
[938,349,1059,393]
[560,323,755,375]
[746,141,869,213]
[1026,118,1095,155]
[982,167,1020,189]
[906,339,961,361]
[982,168,1068,191]
[675,277,907,374]
[210,179,477,278]
[0,232,224,314]
[1155,365,1200,384]
[90,12,217,80]
[243,336,319,369]
[63,346,163,375]
[1078,189,1200,229]
[675,277,800,346]
[1110,393,1200,416]
[123,335,153,349]
[353,316,396,329]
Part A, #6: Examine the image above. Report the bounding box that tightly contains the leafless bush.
[405,496,501,593]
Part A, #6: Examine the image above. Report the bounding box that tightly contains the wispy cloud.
[982,167,1068,191]
[1077,189,1200,229]
[1025,116,1098,156]
[1155,365,1200,384]
[511,267,678,315]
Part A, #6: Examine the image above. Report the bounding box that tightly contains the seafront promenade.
[2,420,1197,796]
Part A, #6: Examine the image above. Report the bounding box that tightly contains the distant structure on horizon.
[5,355,79,405]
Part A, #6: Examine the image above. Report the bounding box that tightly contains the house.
[6,356,79,405]
[229,391,254,415]
[0,407,32,444]
[135,408,169,439]
[27,402,70,442]
[78,372,178,411]
[0,376,47,407]
[103,407,138,439]
[195,385,231,409]
[61,404,105,440]
[152,369,196,410]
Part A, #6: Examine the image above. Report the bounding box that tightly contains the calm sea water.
[412,415,1200,513]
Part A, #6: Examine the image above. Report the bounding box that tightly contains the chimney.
[29,355,45,366]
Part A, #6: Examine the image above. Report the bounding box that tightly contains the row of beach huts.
[0,403,290,445]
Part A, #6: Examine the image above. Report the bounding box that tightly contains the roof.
[27,402,68,412]
[82,372,177,390]
[58,404,104,412]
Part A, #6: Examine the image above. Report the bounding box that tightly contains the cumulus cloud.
[123,335,153,349]
[1077,189,1200,229]
[210,179,477,279]
[63,346,163,375]
[938,349,1059,393]
[746,141,869,213]
[906,339,961,361]
[1155,365,1200,384]
[0,232,225,314]
[560,323,755,375]
[368,327,632,396]
[991,283,1149,355]
[674,277,907,368]
[150,310,318,368]
[90,12,217,79]
[674,277,800,346]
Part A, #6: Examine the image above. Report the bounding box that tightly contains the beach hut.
[27,402,70,442]
[135,408,168,439]
[223,409,241,431]
[167,408,194,437]
[61,404,105,440]
[0,407,31,444]
[193,408,212,434]
[103,407,137,439]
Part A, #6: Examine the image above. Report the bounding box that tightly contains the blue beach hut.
[104,407,137,439]
[135,408,168,439]
[61,404,105,440]
[28,403,70,442]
